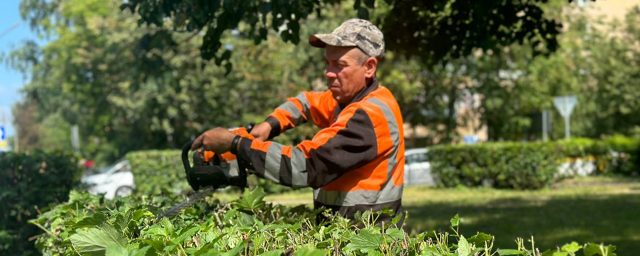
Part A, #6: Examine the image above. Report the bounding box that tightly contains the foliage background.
[5,0,640,165]
[0,151,82,256]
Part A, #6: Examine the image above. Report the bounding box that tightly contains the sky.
[0,0,45,146]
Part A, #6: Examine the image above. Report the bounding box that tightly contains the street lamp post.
[1,22,21,151]
[0,22,20,41]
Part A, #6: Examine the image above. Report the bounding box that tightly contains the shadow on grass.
[404,194,640,253]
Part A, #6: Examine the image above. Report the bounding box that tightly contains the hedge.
[428,136,640,189]
[428,142,560,189]
[0,151,82,256]
[124,136,640,195]
[30,188,617,256]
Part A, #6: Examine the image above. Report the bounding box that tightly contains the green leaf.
[130,246,155,256]
[106,245,128,256]
[141,239,165,252]
[385,228,404,240]
[294,246,329,256]
[70,225,127,256]
[344,229,383,253]
[450,214,460,228]
[391,212,404,226]
[171,225,200,244]
[583,243,617,256]
[561,242,581,253]
[160,217,174,237]
[262,224,294,231]
[133,209,152,221]
[220,239,247,256]
[114,210,134,234]
[194,232,227,255]
[200,250,223,256]
[366,251,385,256]
[145,225,168,238]
[497,249,526,256]
[233,187,267,212]
[467,232,493,247]
[541,249,554,256]
[457,235,471,256]
[72,212,107,229]
[260,249,284,256]
[421,246,443,256]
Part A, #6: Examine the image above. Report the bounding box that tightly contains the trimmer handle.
[181,123,255,191]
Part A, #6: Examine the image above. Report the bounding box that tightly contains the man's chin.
[330,91,341,102]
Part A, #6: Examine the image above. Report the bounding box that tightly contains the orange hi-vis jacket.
[236,78,405,219]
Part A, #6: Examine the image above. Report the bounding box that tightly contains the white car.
[81,160,135,199]
[404,148,435,186]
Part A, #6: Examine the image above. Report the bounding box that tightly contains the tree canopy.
[119,0,591,69]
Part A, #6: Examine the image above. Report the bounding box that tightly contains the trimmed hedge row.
[31,189,617,256]
[0,151,82,256]
[428,142,559,189]
[428,136,640,189]
[124,136,640,195]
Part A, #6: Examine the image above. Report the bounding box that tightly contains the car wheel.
[115,186,134,197]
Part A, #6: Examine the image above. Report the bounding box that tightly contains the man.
[191,19,405,223]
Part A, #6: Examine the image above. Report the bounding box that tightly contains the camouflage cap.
[309,18,385,58]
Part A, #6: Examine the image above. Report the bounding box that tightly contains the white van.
[404,148,435,186]
[81,160,135,199]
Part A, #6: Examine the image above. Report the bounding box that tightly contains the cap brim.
[309,34,357,48]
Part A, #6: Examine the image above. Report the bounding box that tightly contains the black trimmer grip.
[245,122,255,133]
[181,139,195,189]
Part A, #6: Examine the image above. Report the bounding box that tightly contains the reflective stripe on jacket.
[237,78,405,219]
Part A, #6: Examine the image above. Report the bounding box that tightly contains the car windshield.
[406,151,428,164]
[98,160,128,174]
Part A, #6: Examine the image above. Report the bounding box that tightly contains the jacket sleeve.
[264,91,337,139]
[238,106,379,189]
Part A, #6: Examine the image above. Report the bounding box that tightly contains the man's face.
[324,46,368,105]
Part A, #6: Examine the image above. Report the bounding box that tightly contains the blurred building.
[585,0,640,21]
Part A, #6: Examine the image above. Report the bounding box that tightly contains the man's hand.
[191,127,237,153]
[249,122,272,141]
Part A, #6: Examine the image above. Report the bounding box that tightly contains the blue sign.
[463,135,479,144]
[0,126,6,151]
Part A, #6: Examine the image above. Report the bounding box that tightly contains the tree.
[6,0,359,162]
[475,4,640,140]
[117,0,590,70]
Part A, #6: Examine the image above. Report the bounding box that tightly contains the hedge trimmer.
[158,125,255,219]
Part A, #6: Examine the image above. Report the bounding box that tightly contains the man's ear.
[364,57,378,79]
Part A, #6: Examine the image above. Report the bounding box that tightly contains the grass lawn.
[253,176,640,253]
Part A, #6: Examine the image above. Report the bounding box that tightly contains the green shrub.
[599,135,640,175]
[428,136,640,189]
[552,138,603,157]
[30,189,616,256]
[428,142,560,189]
[125,150,190,195]
[551,136,640,176]
[0,151,82,256]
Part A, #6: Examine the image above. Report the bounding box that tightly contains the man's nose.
[325,68,338,79]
